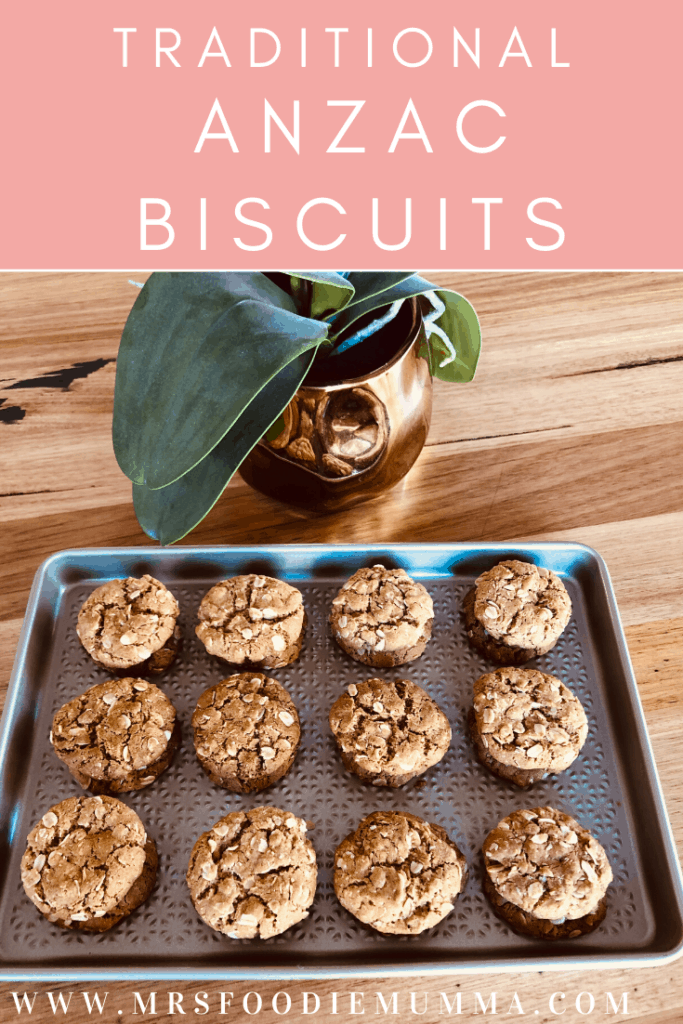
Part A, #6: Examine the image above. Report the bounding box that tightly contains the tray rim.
[1,542,682,981]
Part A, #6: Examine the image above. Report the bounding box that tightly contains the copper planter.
[239,297,432,512]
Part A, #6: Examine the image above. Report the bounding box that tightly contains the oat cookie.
[77,575,180,672]
[196,575,305,669]
[21,795,157,932]
[329,678,451,787]
[51,677,180,793]
[464,560,572,664]
[482,806,612,940]
[330,565,433,667]
[186,806,317,939]
[193,674,300,792]
[469,668,588,787]
[334,810,467,935]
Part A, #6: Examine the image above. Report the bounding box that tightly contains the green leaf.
[342,272,416,310]
[423,290,482,383]
[288,271,355,320]
[113,272,328,489]
[329,273,435,340]
[132,349,318,544]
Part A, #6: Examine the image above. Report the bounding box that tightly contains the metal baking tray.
[1,543,682,981]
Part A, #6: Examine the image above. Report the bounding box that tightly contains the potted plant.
[113,271,481,544]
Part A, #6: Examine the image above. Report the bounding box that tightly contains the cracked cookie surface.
[470,668,588,786]
[186,806,317,939]
[77,575,180,671]
[330,565,433,668]
[193,674,300,792]
[334,811,467,935]
[21,795,157,931]
[482,807,612,928]
[329,678,451,787]
[51,677,180,793]
[465,561,572,664]
[196,576,305,669]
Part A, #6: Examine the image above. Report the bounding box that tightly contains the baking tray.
[1,543,682,981]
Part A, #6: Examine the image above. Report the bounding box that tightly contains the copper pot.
[239,297,432,512]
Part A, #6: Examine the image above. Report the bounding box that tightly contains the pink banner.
[0,1,680,269]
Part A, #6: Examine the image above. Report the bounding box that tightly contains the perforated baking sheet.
[0,543,681,980]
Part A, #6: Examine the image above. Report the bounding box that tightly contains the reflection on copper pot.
[239,297,432,512]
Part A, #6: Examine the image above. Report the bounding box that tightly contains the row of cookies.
[48,673,446,795]
[49,674,299,795]
[334,667,589,790]
[75,559,573,679]
[336,804,613,942]
[74,565,434,675]
[202,803,612,942]
[21,796,612,944]
[48,662,589,797]
[75,573,306,674]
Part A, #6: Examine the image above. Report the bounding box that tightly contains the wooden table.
[1,271,682,1022]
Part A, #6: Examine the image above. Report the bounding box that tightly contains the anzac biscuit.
[482,806,612,940]
[334,810,467,935]
[469,668,588,787]
[196,576,305,669]
[76,575,180,673]
[186,806,317,939]
[51,677,180,793]
[330,565,433,667]
[464,560,572,664]
[192,674,300,793]
[329,678,451,787]
[21,795,157,932]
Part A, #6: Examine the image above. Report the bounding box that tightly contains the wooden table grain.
[1,271,682,1022]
